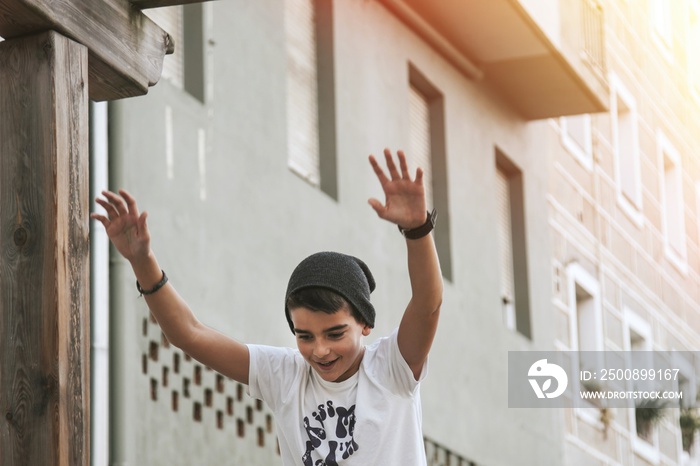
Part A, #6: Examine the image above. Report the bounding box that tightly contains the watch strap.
[398,208,437,240]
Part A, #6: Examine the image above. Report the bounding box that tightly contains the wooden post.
[0,30,90,466]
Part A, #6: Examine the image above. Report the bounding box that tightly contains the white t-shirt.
[247,328,428,466]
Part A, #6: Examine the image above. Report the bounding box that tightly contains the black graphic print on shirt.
[301,401,358,466]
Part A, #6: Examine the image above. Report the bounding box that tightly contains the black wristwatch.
[398,209,437,240]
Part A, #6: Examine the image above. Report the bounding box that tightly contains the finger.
[90,213,111,229]
[133,211,150,243]
[397,150,411,180]
[415,167,424,186]
[368,198,387,218]
[138,211,149,236]
[383,148,400,180]
[369,154,390,186]
[102,190,129,217]
[119,189,140,219]
[95,197,120,220]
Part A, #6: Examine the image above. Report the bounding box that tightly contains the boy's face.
[290,304,371,383]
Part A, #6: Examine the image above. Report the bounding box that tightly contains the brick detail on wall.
[140,312,279,455]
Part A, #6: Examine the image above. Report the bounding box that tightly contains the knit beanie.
[285,251,376,333]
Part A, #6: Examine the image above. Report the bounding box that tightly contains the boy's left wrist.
[398,209,437,240]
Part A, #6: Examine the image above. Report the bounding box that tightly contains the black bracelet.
[137,270,168,297]
[397,208,438,240]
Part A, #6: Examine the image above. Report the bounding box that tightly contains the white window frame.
[610,73,643,227]
[566,263,604,423]
[649,0,674,60]
[566,263,603,353]
[657,130,688,274]
[696,181,700,248]
[560,114,593,171]
[689,1,700,102]
[623,309,660,465]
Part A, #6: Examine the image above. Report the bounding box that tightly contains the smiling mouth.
[315,358,339,370]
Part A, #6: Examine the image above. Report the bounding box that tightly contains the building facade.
[93,1,700,465]
[549,1,700,465]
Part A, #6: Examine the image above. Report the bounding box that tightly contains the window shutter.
[408,85,433,208]
[285,0,320,185]
[143,7,184,89]
[496,168,515,305]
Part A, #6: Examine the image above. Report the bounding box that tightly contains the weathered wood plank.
[0,31,90,465]
[0,0,172,100]
[131,0,217,8]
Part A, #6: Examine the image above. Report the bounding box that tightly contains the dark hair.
[286,287,367,325]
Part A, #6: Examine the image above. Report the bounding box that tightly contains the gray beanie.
[285,251,376,333]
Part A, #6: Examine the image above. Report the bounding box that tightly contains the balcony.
[378,0,609,120]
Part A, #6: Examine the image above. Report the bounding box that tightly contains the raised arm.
[368,149,443,380]
[91,189,250,384]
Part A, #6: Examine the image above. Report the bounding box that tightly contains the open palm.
[369,149,427,229]
[91,189,151,263]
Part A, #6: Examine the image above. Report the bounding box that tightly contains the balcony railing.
[425,437,477,466]
[581,0,606,78]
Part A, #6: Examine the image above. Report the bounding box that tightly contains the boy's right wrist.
[130,252,165,293]
[129,250,158,272]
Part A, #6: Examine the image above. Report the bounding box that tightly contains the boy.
[92,149,443,465]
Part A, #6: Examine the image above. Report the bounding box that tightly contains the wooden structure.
[0,0,213,464]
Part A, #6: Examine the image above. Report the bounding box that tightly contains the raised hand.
[90,189,151,264]
[368,148,427,229]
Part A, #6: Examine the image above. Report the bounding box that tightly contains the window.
[688,1,700,96]
[624,310,660,463]
[697,182,700,246]
[674,354,699,463]
[560,115,593,170]
[408,65,452,281]
[496,150,531,338]
[183,4,206,102]
[497,166,515,330]
[657,131,687,272]
[569,267,602,352]
[565,263,603,411]
[143,5,207,101]
[650,0,673,50]
[285,0,337,198]
[610,73,643,225]
[409,86,434,210]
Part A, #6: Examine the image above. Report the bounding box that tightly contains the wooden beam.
[0,0,173,100]
[131,0,217,8]
[0,31,90,465]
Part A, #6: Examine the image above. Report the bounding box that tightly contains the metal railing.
[425,437,477,466]
[581,0,606,77]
